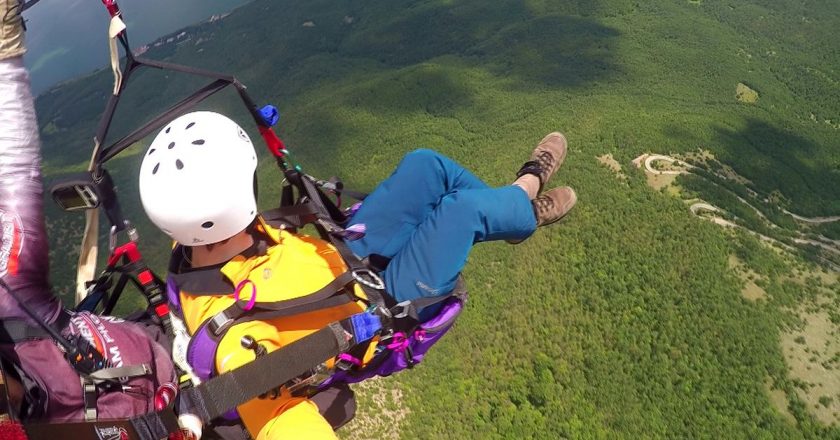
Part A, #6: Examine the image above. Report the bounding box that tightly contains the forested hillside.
[34,0,839,438]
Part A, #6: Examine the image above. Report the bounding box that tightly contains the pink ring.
[234,280,257,311]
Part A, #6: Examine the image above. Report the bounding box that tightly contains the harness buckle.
[335,353,362,371]
[108,220,139,252]
[316,218,341,234]
[391,300,414,319]
[208,311,234,337]
[352,269,385,291]
[286,363,332,396]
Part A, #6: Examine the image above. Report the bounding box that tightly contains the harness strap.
[130,408,180,440]
[23,312,380,439]
[261,203,319,229]
[240,295,355,325]
[0,310,72,343]
[185,272,358,380]
[87,364,153,383]
[24,418,155,440]
[182,321,354,423]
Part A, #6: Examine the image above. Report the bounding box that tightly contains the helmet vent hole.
[148,148,156,156]
[168,142,176,150]
[186,122,196,130]
[152,163,160,174]
[201,221,214,229]
[192,139,205,145]
[250,210,255,216]
[165,127,171,134]
[175,159,184,170]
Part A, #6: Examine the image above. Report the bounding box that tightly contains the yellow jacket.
[171,219,374,439]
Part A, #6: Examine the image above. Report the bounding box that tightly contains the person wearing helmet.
[141,110,575,439]
[0,0,177,426]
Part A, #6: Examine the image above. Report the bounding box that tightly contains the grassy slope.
[35,0,839,438]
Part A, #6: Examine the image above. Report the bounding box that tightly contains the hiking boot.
[0,0,26,61]
[533,186,577,227]
[515,132,568,192]
[507,186,577,244]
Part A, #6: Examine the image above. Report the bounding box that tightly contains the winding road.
[642,154,840,225]
[639,154,840,269]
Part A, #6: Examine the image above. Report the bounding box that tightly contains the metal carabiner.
[352,269,386,291]
[108,220,138,252]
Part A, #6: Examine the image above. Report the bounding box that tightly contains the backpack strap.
[0,309,72,343]
[22,311,380,440]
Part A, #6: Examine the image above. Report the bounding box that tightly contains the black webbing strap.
[26,322,349,440]
[247,271,356,314]
[98,78,231,164]
[261,203,319,228]
[0,309,72,344]
[181,322,351,423]
[93,53,268,169]
[25,418,158,440]
[201,272,357,339]
[130,408,181,440]
[240,295,355,326]
[284,171,393,313]
[336,187,368,202]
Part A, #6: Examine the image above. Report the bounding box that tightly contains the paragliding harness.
[169,159,469,397]
[1,1,467,439]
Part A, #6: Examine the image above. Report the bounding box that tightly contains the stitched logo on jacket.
[0,209,23,278]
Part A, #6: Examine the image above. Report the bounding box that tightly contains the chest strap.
[186,271,359,380]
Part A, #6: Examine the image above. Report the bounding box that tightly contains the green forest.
[33,0,840,438]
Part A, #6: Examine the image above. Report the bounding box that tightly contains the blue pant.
[346,149,537,319]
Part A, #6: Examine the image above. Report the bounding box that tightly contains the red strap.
[101,0,120,17]
[137,269,154,285]
[258,126,286,159]
[154,303,170,318]
[107,241,141,266]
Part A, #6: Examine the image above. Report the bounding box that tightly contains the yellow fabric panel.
[179,230,367,334]
[178,228,373,437]
[255,399,337,440]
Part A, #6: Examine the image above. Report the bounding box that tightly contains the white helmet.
[139,111,258,245]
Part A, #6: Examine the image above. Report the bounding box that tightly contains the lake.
[22,0,251,94]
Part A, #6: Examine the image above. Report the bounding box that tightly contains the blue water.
[22,0,251,94]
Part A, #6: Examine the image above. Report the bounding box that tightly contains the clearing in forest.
[780,307,840,425]
[596,154,626,180]
[342,377,409,440]
[728,255,767,301]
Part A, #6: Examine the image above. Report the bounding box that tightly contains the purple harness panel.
[321,295,464,388]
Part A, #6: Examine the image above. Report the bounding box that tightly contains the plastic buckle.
[82,380,98,421]
[208,312,234,337]
[335,354,362,371]
[352,269,386,291]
